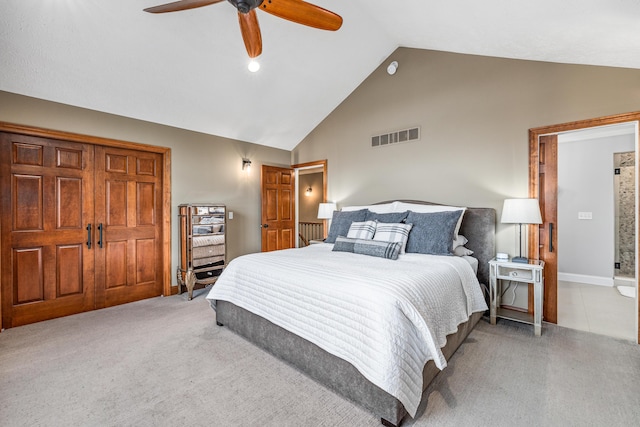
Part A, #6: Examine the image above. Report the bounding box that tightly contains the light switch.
[578,212,593,220]
[228,211,234,220]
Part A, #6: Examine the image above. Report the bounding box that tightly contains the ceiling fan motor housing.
[228,0,264,14]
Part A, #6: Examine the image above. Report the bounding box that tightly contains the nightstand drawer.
[193,244,224,259]
[495,266,534,281]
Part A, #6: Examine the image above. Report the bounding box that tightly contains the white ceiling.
[1,0,639,151]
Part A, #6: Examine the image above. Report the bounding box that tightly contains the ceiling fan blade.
[144,0,225,14]
[238,10,263,58]
[259,0,342,31]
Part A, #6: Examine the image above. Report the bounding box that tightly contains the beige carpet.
[1,290,639,427]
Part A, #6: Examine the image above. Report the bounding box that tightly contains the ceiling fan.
[144,0,343,58]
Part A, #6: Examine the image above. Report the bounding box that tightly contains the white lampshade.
[501,199,543,224]
[317,202,337,219]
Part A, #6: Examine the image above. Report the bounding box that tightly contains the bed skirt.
[216,300,483,426]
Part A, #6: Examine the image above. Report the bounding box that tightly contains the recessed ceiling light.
[248,60,260,73]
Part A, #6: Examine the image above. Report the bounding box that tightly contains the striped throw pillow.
[333,236,401,260]
[373,222,413,254]
[346,220,377,240]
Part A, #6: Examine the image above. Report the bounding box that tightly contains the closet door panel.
[95,146,163,308]
[13,174,43,230]
[57,244,83,296]
[135,238,156,284]
[137,182,156,226]
[1,133,95,328]
[105,240,128,289]
[13,247,44,303]
[56,176,83,229]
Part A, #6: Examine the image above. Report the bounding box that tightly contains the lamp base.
[511,256,529,264]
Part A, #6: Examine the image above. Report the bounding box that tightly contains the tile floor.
[557,280,637,341]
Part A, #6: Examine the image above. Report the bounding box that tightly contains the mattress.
[206,243,487,416]
[192,244,225,259]
[463,254,478,275]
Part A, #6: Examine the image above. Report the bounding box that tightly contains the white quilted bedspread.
[206,244,487,417]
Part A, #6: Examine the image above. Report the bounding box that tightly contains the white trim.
[558,122,636,143]
[558,272,613,287]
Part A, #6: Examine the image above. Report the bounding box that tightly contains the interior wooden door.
[537,134,559,324]
[261,165,295,251]
[94,146,163,308]
[0,133,95,327]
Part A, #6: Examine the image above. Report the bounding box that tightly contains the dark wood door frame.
[528,111,640,344]
[0,121,172,330]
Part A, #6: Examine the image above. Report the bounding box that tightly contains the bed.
[206,201,496,426]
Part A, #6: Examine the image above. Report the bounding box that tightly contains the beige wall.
[292,48,640,258]
[0,91,291,288]
[4,48,640,299]
[298,172,323,222]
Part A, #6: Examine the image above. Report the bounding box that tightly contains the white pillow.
[346,220,377,239]
[453,234,469,249]
[453,245,474,256]
[342,203,395,214]
[373,222,413,254]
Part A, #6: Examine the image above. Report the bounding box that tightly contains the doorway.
[292,160,327,247]
[528,112,640,344]
[555,125,636,341]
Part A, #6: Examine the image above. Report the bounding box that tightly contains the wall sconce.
[242,158,252,173]
[305,186,312,196]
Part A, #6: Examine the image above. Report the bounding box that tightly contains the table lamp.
[501,198,542,263]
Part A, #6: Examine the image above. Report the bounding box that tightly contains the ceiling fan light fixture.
[248,59,260,72]
[144,0,343,58]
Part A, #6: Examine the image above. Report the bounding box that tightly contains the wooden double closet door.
[1,132,165,328]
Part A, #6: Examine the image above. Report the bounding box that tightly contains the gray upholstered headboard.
[374,200,496,286]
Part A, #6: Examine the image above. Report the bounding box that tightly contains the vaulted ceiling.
[1,0,639,150]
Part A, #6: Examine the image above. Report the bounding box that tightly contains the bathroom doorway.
[555,124,637,341]
[614,151,636,299]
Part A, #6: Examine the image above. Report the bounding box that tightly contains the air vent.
[371,127,420,148]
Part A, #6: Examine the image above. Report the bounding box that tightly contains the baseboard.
[614,276,636,286]
[558,272,613,287]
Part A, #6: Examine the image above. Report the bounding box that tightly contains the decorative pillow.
[453,234,469,249]
[405,210,464,255]
[346,220,377,239]
[372,222,413,254]
[453,245,474,256]
[325,209,367,243]
[333,236,401,260]
[394,202,466,240]
[365,210,409,224]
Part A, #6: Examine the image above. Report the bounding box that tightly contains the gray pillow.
[405,210,464,255]
[332,236,401,260]
[325,209,367,243]
[365,210,409,223]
